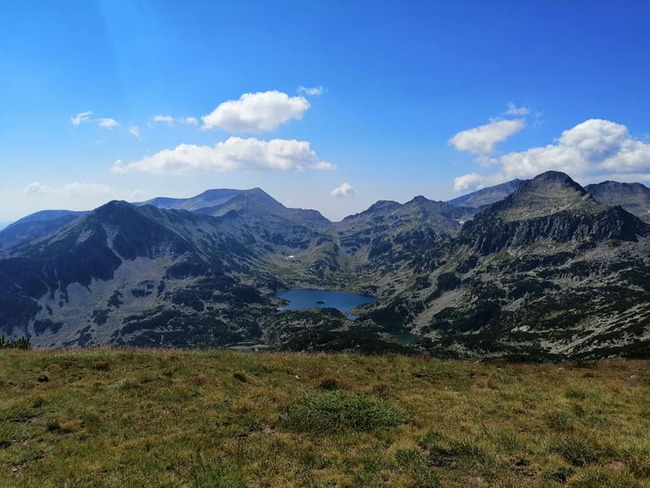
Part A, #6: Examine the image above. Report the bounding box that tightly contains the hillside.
[1,171,650,359]
[1,349,649,487]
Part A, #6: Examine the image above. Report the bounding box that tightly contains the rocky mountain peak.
[489,171,597,222]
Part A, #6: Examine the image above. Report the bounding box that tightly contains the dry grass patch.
[0,349,648,487]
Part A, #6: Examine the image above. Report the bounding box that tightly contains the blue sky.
[2,1,650,223]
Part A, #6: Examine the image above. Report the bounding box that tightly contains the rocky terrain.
[1,171,649,359]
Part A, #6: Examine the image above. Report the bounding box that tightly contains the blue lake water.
[276,288,378,319]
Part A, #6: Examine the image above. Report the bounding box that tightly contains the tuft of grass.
[232,372,248,383]
[91,361,111,371]
[46,418,81,434]
[545,409,575,431]
[316,376,340,390]
[567,465,640,487]
[565,388,589,400]
[555,435,601,466]
[281,390,405,434]
[189,456,245,488]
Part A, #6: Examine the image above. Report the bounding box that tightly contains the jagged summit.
[340,200,401,223]
[486,171,598,222]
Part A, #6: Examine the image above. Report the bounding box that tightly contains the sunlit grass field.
[1,349,649,487]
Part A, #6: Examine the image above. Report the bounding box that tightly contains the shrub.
[316,376,340,390]
[281,391,405,434]
[232,372,248,383]
[0,335,32,350]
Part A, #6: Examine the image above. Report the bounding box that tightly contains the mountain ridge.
[1,171,650,358]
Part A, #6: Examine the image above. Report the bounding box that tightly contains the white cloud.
[453,173,485,192]
[151,115,199,127]
[453,119,650,192]
[23,182,48,196]
[330,181,355,198]
[98,118,119,129]
[129,125,141,139]
[298,86,325,97]
[70,111,93,126]
[449,118,525,154]
[70,111,120,129]
[504,103,530,116]
[201,90,310,133]
[112,137,334,175]
[152,115,174,125]
[23,182,111,196]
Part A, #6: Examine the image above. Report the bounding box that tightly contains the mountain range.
[1,171,650,359]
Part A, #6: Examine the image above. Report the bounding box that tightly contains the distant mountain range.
[1,172,649,359]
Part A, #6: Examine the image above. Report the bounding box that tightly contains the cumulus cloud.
[504,103,530,116]
[453,119,650,192]
[449,118,525,154]
[453,173,485,192]
[298,86,325,97]
[112,137,334,175]
[151,115,198,126]
[201,91,310,133]
[330,182,355,198]
[23,182,111,196]
[70,111,93,126]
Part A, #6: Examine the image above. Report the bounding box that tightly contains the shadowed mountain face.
[586,180,650,223]
[1,172,650,359]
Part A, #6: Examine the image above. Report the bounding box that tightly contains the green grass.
[0,349,649,487]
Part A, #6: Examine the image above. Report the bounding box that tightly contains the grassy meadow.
[1,349,649,487]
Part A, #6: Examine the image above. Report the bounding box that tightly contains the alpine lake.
[276,288,379,319]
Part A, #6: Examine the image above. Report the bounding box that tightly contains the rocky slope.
[1,171,649,358]
[358,172,650,359]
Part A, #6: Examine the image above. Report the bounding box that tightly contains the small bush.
[91,361,111,371]
[232,372,248,383]
[281,391,405,434]
[316,376,340,390]
[0,335,31,350]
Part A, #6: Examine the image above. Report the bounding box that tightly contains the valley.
[1,171,650,360]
